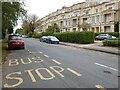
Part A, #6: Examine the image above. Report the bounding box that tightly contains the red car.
[8,35,25,49]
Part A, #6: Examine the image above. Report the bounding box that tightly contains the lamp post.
[119,20,120,37]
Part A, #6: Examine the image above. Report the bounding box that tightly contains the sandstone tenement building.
[35,0,120,33]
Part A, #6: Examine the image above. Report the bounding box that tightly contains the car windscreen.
[50,37,59,40]
[10,36,22,40]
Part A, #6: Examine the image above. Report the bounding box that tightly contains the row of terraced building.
[34,0,120,33]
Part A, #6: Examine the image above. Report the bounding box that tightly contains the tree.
[22,19,30,34]
[46,23,60,33]
[2,1,26,38]
[15,28,24,34]
[80,22,90,31]
[22,14,38,34]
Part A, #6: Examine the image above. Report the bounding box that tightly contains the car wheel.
[22,47,25,49]
[50,41,52,44]
[8,47,11,50]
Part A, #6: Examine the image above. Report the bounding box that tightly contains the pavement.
[60,41,120,55]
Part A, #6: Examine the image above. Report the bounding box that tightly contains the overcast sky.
[25,0,85,19]
[14,0,85,31]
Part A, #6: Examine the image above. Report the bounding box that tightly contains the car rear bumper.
[8,44,24,49]
[51,41,59,44]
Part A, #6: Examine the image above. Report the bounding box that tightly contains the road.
[2,38,119,89]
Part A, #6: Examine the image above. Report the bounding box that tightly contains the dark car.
[95,34,111,40]
[46,36,59,44]
[39,36,48,42]
[8,35,25,49]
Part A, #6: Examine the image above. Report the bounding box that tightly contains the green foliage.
[41,32,54,36]
[103,39,120,47]
[28,32,33,37]
[2,1,26,38]
[46,23,60,32]
[16,28,24,34]
[2,39,8,62]
[95,32,119,38]
[22,14,38,34]
[54,31,94,44]
[32,32,42,38]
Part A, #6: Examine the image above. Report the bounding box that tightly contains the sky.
[25,0,85,19]
[14,0,85,31]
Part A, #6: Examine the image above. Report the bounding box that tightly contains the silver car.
[39,36,48,42]
[95,34,111,40]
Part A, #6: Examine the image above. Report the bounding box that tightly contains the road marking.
[67,68,81,77]
[25,69,36,82]
[9,59,19,66]
[32,57,43,63]
[4,72,23,88]
[39,52,42,54]
[95,63,118,72]
[50,66,64,77]
[35,68,55,80]
[95,85,107,90]
[52,59,61,65]
[32,57,41,59]
[21,58,32,65]
[44,55,49,58]
[34,60,43,63]
[28,50,32,53]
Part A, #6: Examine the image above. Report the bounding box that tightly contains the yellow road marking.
[35,68,55,80]
[44,55,49,58]
[52,59,61,65]
[95,85,107,90]
[25,69,36,82]
[9,59,19,66]
[67,68,81,77]
[4,72,23,88]
[50,66,64,77]
[21,58,32,65]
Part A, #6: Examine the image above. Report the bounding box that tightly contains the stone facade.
[35,0,120,33]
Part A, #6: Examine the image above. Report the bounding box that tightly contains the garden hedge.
[54,31,94,44]
[103,39,120,47]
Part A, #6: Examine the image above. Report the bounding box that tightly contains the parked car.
[46,36,59,44]
[22,34,28,38]
[111,36,116,39]
[8,35,25,49]
[95,34,112,40]
[39,36,48,42]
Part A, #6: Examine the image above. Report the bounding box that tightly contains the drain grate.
[103,71,112,74]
